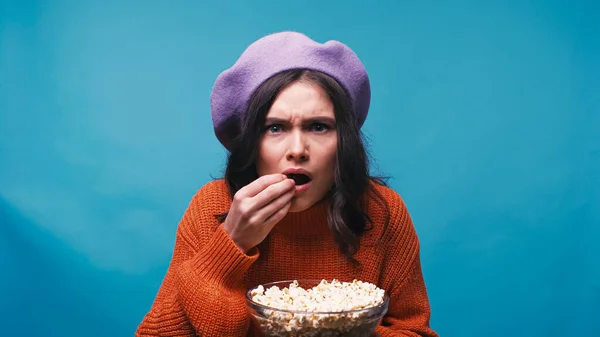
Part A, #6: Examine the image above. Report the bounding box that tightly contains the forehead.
[267,81,334,119]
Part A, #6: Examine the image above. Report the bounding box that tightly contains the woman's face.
[256,80,337,212]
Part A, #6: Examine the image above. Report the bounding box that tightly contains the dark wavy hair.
[216,69,390,263]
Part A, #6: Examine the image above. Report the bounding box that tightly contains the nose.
[286,130,309,162]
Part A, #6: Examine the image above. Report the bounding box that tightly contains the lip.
[294,180,311,193]
[282,168,312,194]
[282,168,312,180]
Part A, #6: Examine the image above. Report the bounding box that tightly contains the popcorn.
[249,279,387,336]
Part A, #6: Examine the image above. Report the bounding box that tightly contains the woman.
[136,31,438,337]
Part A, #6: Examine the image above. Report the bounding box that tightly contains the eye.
[266,124,283,134]
[310,123,330,133]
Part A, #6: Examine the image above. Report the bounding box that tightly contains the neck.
[271,197,330,237]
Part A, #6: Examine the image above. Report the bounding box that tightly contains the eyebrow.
[265,117,336,125]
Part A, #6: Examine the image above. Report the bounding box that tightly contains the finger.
[262,196,293,231]
[251,178,295,209]
[251,188,295,225]
[237,173,287,198]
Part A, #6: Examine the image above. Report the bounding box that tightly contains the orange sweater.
[136,179,438,337]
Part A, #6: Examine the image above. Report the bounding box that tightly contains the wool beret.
[210,31,371,150]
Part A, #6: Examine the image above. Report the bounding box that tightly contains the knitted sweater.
[136,179,438,337]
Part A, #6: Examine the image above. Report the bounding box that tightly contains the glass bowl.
[245,279,389,337]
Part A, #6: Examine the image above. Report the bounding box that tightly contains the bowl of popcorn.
[246,279,389,337]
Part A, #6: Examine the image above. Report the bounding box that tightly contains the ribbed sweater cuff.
[186,225,259,288]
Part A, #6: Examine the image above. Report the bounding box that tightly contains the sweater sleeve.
[375,251,438,337]
[373,187,439,337]
[136,186,259,336]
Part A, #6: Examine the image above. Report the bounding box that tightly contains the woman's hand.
[223,174,295,253]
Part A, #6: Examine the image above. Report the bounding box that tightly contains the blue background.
[1,0,599,336]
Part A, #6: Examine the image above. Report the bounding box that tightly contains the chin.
[288,197,315,213]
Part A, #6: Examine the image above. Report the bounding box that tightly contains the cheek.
[321,141,338,181]
[257,141,279,174]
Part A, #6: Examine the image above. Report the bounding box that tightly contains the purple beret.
[209,31,371,150]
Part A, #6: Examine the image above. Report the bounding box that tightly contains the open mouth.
[286,173,311,186]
